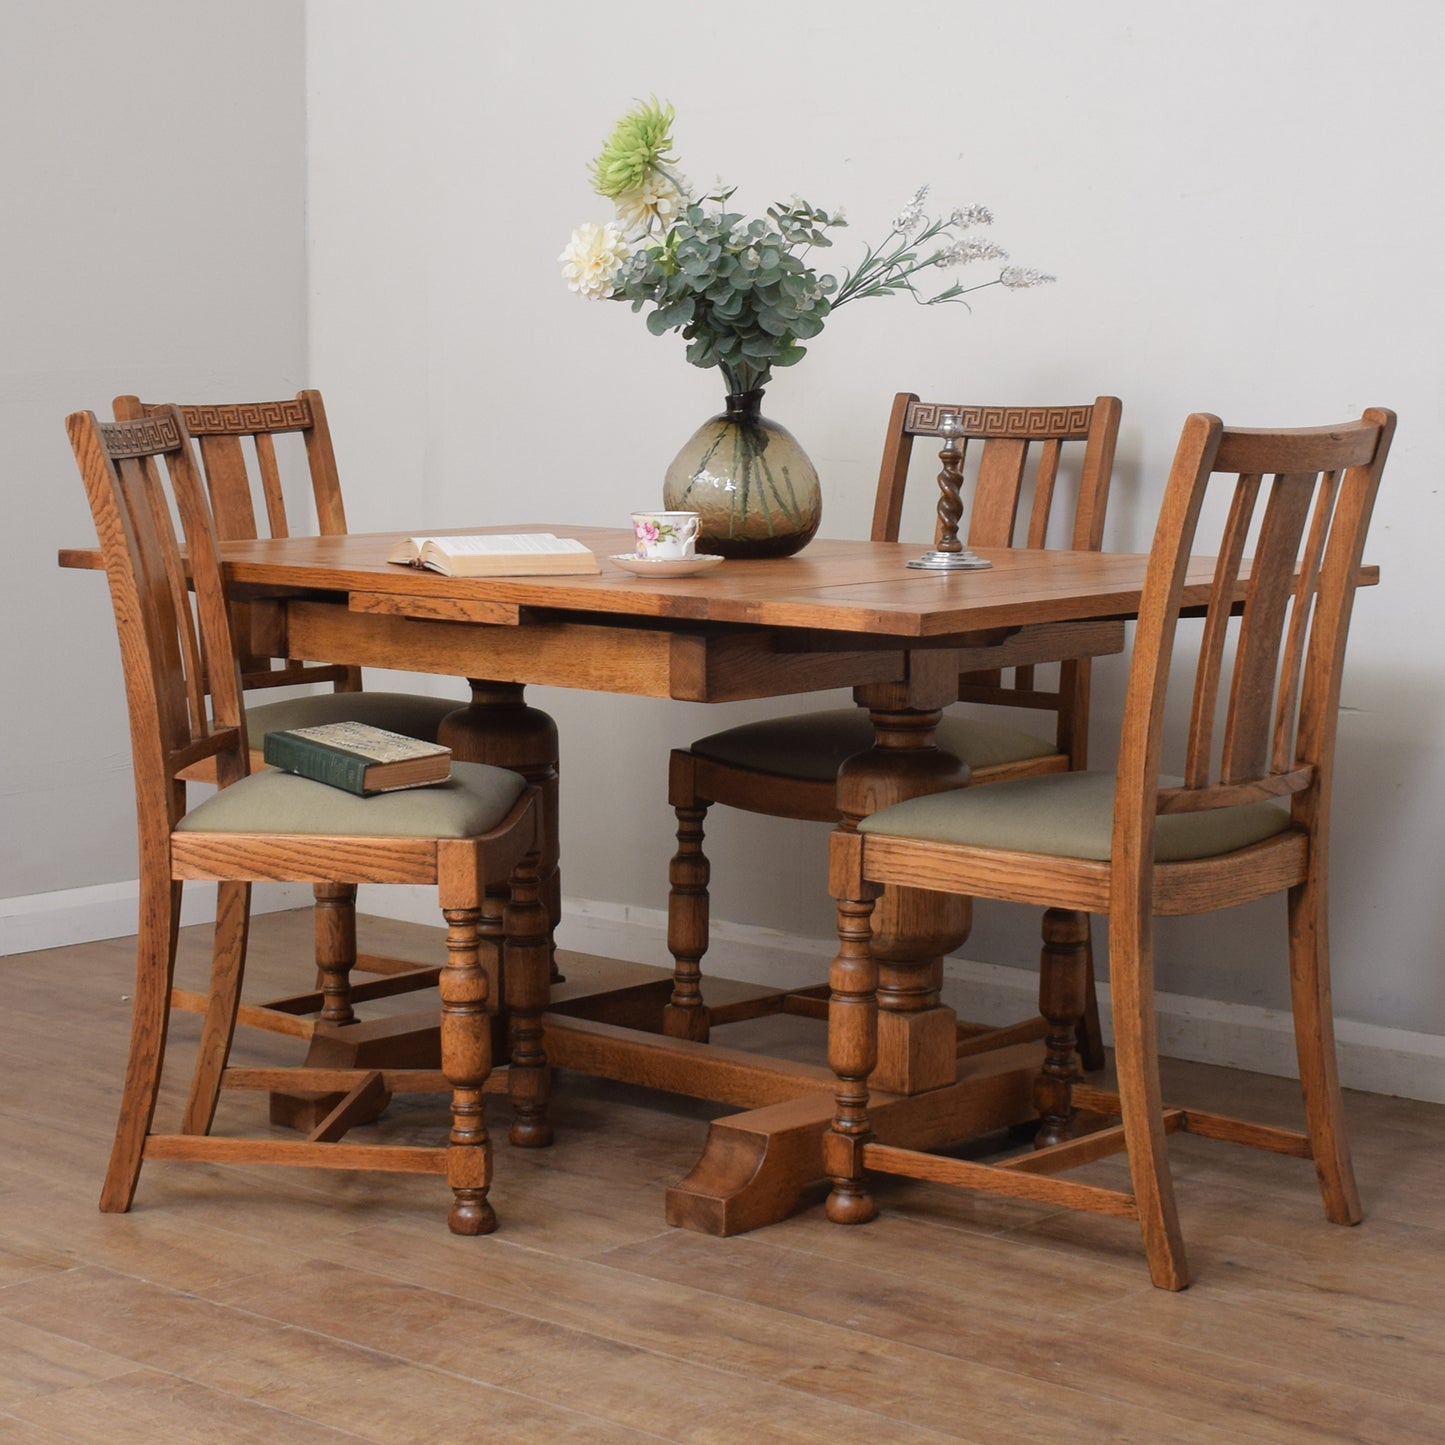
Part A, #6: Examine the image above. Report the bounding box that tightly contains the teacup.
[632,510,700,560]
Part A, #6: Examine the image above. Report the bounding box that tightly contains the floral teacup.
[632,510,700,560]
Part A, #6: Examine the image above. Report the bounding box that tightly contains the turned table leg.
[439,681,562,980]
[835,663,973,1096]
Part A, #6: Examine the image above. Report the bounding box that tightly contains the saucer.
[608,553,726,578]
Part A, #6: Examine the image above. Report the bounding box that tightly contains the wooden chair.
[823,408,1395,1289]
[666,396,1122,1067]
[69,406,552,1234]
[113,391,462,1096]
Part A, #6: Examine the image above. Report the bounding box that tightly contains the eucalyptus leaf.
[572,103,1052,393]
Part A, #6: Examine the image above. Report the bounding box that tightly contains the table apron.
[284,600,910,702]
[283,602,1127,704]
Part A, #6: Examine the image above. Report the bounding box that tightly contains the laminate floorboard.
[1,909,1441,1443]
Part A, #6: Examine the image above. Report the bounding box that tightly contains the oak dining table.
[61,521,1285,1234]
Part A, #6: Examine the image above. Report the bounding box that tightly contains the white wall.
[305,0,1445,1052]
[5,2,1440,1091]
[0,3,309,906]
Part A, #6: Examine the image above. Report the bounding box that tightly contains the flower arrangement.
[560,98,1055,397]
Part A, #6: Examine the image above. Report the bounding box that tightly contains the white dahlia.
[558,221,631,301]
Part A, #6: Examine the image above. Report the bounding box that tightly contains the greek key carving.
[178,399,311,436]
[907,403,1094,440]
[97,415,181,457]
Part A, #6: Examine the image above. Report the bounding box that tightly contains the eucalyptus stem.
[653,165,691,201]
[757,450,802,527]
[570,101,1054,394]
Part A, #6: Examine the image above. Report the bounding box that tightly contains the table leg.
[835,673,972,1096]
[652,665,984,1229]
[264,683,561,1132]
[538,957,1042,1237]
[439,681,562,979]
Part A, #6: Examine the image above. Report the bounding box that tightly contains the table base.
[255,951,1045,1236]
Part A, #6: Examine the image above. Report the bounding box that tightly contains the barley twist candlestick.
[907,411,991,571]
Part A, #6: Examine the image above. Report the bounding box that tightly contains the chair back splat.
[70,409,251,840]
[1117,412,1394,882]
[113,391,355,693]
[871,395,1117,553]
[877,396,1122,758]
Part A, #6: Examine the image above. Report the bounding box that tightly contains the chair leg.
[664,796,713,1042]
[1287,875,1362,1224]
[438,904,495,1235]
[1075,916,1107,1072]
[1110,910,1190,1289]
[503,853,553,1149]
[181,880,252,1135]
[1035,908,1087,1148]
[824,894,880,1226]
[312,882,357,1023]
[101,875,183,1213]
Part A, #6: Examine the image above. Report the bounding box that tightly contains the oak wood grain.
[67,524,1377,637]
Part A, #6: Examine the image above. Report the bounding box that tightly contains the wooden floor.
[2,909,1443,1443]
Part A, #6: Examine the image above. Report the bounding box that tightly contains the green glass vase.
[662,389,821,558]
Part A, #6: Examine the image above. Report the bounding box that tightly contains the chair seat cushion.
[858,770,1294,863]
[689,707,1056,781]
[177,760,527,839]
[245,691,459,745]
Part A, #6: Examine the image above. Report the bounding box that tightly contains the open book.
[386,532,600,577]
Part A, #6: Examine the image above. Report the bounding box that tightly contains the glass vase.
[662,389,821,558]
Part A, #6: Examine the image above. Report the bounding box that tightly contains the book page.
[388,533,599,575]
[426,534,588,557]
[285,721,450,763]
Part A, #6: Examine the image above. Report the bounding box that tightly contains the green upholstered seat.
[177,760,527,839]
[244,691,459,745]
[858,770,1294,863]
[690,708,1056,781]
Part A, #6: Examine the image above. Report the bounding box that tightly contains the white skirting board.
[0,879,313,957]
[4,881,1442,1106]
[546,896,1445,1108]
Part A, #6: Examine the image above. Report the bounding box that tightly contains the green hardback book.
[262,721,452,796]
